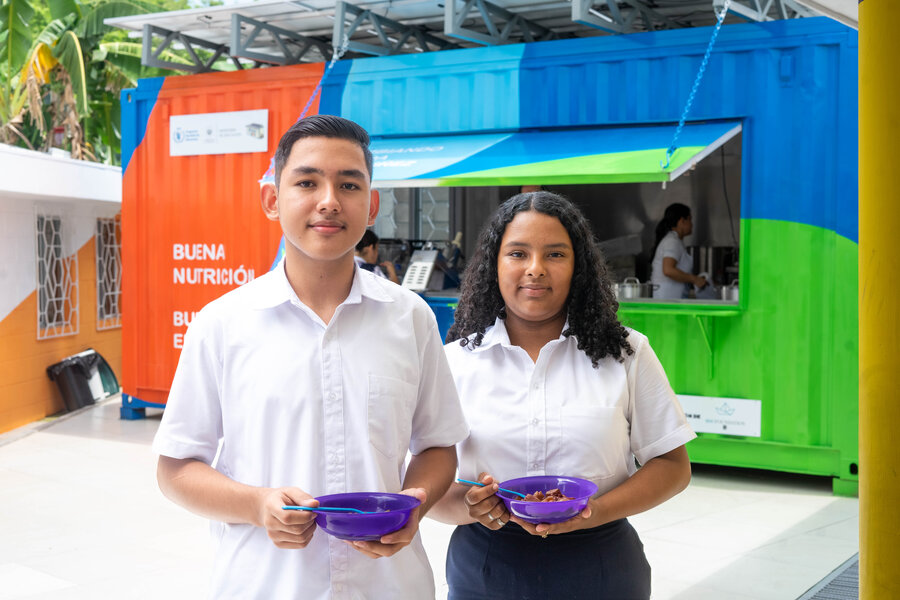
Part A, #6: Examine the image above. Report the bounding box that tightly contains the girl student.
[430,191,695,599]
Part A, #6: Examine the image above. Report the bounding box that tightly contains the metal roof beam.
[445,0,557,45]
[714,0,816,21]
[230,13,330,65]
[333,1,459,56]
[573,0,674,34]
[141,24,239,73]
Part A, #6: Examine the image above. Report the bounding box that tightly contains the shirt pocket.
[558,405,625,483]
[367,374,415,459]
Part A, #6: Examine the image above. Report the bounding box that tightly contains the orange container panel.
[121,64,325,405]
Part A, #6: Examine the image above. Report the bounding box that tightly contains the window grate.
[96,217,122,330]
[420,188,450,241]
[36,213,79,339]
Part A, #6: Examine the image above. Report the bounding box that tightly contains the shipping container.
[121,17,858,494]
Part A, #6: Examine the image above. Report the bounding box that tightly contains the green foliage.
[79,1,153,40]
[52,30,89,114]
[1,0,200,163]
[47,0,80,21]
[1,0,35,77]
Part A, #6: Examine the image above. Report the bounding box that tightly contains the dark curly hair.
[446,191,633,366]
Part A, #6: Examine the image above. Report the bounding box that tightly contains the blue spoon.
[282,505,378,514]
[456,478,527,499]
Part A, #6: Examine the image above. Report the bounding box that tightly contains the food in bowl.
[523,488,574,502]
[313,492,420,541]
[497,476,597,524]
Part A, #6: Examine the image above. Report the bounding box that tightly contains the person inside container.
[650,202,708,299]
[152,114,468,599]
[430,191,695,599]
[354,229,400,283]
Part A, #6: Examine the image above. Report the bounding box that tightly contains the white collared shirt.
[153,261,468,600]
[444,319,695,495]
[651,230,693,299]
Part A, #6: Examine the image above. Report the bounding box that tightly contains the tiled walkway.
[0,397,858,599]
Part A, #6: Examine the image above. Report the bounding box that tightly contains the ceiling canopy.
[105,0,835,73]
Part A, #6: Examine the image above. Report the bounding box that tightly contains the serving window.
[371,124,743,306]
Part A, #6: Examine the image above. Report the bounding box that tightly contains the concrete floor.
[0,396,859,599]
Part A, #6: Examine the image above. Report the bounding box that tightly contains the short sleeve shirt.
[153,262,469,600]
[443,319,695,495]
[651,230,693,299]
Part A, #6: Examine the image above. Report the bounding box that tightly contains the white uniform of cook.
[651,229,693,299]
[153,261,468,600]
[444,318,695,494]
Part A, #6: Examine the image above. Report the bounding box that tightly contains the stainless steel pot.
[617,277,642,299]
[616,277,656,300]
[720,279,739,301]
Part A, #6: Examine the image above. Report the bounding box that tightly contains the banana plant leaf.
[52,29,89,115]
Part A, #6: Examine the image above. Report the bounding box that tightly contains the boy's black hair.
[274,114,374,187]
[356,229,379,252]
[446,191,633,367]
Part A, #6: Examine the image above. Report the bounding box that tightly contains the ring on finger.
[496,519,506,527]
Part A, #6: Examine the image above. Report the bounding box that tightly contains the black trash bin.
[46,350,106,412]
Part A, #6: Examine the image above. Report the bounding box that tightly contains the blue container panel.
[425,300,457,343]
[326,18,857,242]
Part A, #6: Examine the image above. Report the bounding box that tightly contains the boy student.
[153,114,468,599]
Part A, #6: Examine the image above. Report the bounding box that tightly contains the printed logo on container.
[169,109,268,156]
[677,395,761,437]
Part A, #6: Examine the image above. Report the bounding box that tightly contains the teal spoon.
[282,505,377,514]
[456,478,527,499]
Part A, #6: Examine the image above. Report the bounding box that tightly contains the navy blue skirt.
[446,519,651,600]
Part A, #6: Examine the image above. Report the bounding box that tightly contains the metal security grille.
[95,217,122,330]
[419,188,450,241]
[374,188,400,238]
[36,213,79,339]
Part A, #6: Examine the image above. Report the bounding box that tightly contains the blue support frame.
[120,393,166,420]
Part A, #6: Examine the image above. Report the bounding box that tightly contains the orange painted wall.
[0,237,122,434]
[122,64,324,405]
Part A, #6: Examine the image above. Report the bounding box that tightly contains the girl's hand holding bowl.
[498,475,598,538]
[463,473,511,530]
[509,506,594,538]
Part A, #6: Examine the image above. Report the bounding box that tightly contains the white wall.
[0,144,121,322]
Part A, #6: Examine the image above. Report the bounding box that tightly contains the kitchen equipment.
[307,492,421,541]
[495,476,598,524]
[616,277,656,300]
[598,233,642,259]
[456,478,527,498]
[402,249,457,292]
[720,279,739,301]
[617,277,642,299]
[401,250,442,292]
[688,246,739,286]
[694,271,719,300]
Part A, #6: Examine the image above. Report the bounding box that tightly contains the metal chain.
[298,35,351,120]
[258,37,351,184]
[661,0,732,169]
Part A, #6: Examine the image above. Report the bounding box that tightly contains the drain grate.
[797,553,859,600]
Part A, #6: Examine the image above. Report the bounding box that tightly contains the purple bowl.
[497,476,598,524]
[313,492,421,541]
